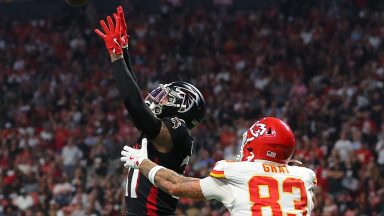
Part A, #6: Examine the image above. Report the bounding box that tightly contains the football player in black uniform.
[94,7,206,216]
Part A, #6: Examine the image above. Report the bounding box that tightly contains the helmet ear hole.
[267,127,272,135]
[247,147,253,152]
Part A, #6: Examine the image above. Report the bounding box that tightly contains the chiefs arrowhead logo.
[249,123,267,138]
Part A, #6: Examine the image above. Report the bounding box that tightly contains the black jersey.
[125,117,193,216]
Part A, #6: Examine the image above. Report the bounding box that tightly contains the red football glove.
[95,16,123,55]
[114,6,129,48]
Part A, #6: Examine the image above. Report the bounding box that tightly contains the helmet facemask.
[145,84,184,116]
[237,130,256,162]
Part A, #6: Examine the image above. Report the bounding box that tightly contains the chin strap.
[246,152,255,161]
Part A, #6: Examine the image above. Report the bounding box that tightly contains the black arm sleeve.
[122,47,138,83]
[112,58,161,138]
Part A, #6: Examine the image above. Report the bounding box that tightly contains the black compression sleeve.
[123,47,138,83]
[112,58,162,138]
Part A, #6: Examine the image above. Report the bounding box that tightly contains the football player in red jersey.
[95,7,205,216]
[121,117,317,216]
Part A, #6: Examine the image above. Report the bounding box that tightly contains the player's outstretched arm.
[122,48,137,82]
[119,140,204,199]
[110,56,162,136]
[114,6,138,83]
[121,141,230,201]
[110,56,173,152]
[139,159,205,199]
[95,15,173,152]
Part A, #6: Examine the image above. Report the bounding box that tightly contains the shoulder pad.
[309,169,317,186]
[292,166,317,186]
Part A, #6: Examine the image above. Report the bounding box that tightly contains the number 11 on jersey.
[126,168,140,198]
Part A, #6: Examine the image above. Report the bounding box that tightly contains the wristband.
[148,165,164,187]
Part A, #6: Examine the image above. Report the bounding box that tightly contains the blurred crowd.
[1,0,384,215]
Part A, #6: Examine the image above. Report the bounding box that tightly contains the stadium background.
[1,0,384,215]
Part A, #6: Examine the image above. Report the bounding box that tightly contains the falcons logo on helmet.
[174,86,199,113]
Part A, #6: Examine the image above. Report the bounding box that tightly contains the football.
[65,0,89,7]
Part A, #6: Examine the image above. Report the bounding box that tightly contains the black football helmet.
[145,81,206,129]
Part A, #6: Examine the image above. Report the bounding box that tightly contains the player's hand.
[114,6,129,48]
[94,16,123,55]
[120,138,148,169]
